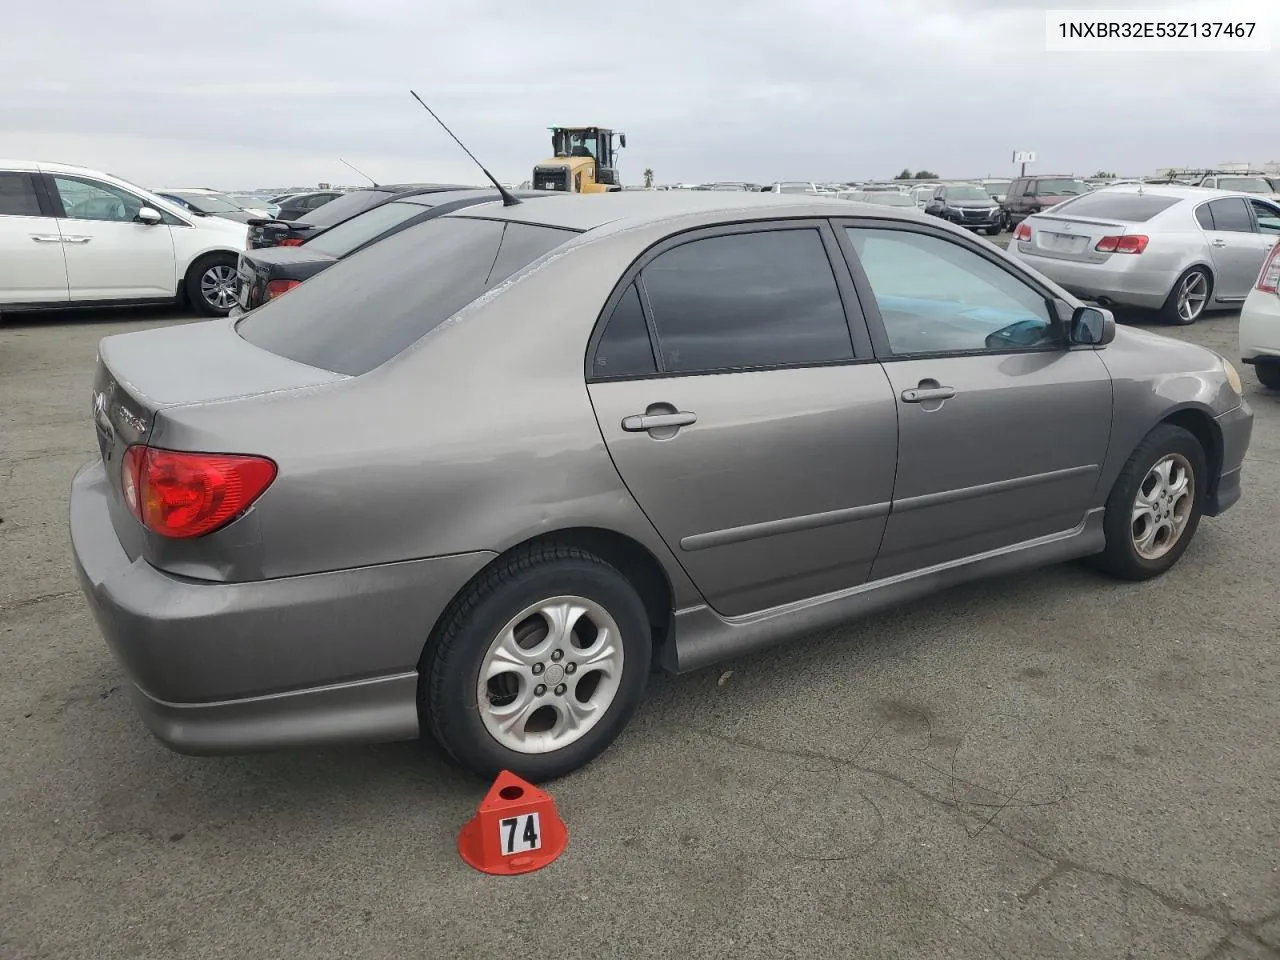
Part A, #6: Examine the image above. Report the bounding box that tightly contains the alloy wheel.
[1175,272,1208,323]
[477,596,624,754]
[1131,453,1195,560]
[200,264,238,311]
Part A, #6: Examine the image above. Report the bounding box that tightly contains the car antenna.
[338,158,379,187]
[409,90,521,206]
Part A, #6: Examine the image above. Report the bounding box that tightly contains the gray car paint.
[70,192,1253,754]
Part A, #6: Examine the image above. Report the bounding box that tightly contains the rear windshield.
[303,198,435,258]
[298,190,391,226]
[1047,191,1181,222]
[237,216,576,375]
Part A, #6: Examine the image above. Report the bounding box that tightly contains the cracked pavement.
[2,307,1278,960]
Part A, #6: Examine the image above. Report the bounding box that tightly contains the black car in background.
[923,183,1005,235]
[273,190,345,221]
[232,189,552,314]
[247,182,476,249]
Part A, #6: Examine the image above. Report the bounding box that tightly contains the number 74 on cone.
[457,770,569,875]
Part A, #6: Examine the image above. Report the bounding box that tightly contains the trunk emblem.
[93,390,114,445]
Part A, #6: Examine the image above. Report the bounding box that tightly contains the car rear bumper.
[70,459,495,753]
[1239,289,1280,363]
[1207,401,1253,516]
[1009,244,1171,309]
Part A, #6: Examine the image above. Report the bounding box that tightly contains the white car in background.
[1240,240,1280,388]
[0,160,248,317]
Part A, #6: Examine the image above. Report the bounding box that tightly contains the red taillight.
[278,237,305,247]
[120,445,277,539]
[1095,234,1148,254]
[266,279,301,300]
[1014,223,1031,241]
[1257,242,1280,294]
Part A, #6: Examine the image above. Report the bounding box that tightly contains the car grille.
[961,209,992,221]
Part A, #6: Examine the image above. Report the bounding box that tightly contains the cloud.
[1,0,1275,189]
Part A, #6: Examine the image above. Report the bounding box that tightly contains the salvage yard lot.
[2,307,1279,960]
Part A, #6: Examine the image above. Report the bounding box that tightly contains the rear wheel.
[185,252,238,317]
[421,543,652,781]
[1090,423,1206,581]
[1159,266,1211,325]
[1255,361,1280,390]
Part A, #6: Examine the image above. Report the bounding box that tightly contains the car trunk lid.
[92,318,345,556]
[1019,213,1134,263]
[236,246,337,310]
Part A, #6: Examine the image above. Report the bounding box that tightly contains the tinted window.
[1207,197,1254,233]
[1249,200,1280,234]
[1195,204,1214,230]
[238,217,574,375]
[52,176,144,222]
[1034,178,1089,197]
[1048,192,1180,222]
[592,283,656,379]
[642,229,853,374]
[298,190,389,226]
[848,228,1055,356]
[0,172,41,216]
[303,199,433,258]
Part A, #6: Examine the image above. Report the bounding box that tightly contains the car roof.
[348,183,477,194]
[362,188,556,211]
[1083,184,1273,203]
[445,190,922,233]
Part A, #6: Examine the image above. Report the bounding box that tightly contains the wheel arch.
[1160,403,1223,498]
[419,526,676,671]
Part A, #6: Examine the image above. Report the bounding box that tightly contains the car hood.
[946,200,999,208]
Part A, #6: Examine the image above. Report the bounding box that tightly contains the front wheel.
[984,226,1001,236]
[185,253,239,317]
[1255,360,1280,390]
[1090,423,1207,581]
[422,543,652,781]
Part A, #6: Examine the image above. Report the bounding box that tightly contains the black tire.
[184,252,238,317]
[1255,361,1280,390]
[1090,423,1207,581]
[984,226,1001,236]
[421,542,652,782]
[1158,266,1212,326]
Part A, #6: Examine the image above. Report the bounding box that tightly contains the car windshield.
[983,181,1011,194]
[237,217,577,376]
[298,190,390,226]
[1046,191,1181,222]
[169,191,243,213]
[303,199,436,258]
[1036,178,1090,197]
[946,186,993,203]
[1219,177,1272,194]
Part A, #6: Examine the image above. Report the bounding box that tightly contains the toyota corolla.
[71,192,1253,781]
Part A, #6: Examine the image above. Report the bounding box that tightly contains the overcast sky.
[1,0,1275,190]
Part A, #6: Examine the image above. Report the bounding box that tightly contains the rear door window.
[640,228,854,373]
[1206,197,1254,233]
[237,217,576,375]
[1248,199,1280,234]
[0,172,42,216]
[592,282,656,379]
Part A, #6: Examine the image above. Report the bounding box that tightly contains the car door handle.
[1211,239,1227,248]
[61,236,91,244]
[30,234,62,243]
[621,411,697,432]
[901,386,957,403]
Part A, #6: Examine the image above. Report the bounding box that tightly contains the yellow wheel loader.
[532,126,626,193]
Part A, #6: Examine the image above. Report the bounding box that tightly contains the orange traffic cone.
[457,770,568,875]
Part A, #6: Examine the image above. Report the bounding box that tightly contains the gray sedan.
[70,192,1253,781]
[1006,185,1280,324]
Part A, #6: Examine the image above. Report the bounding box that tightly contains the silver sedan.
[1005,185,1280,324]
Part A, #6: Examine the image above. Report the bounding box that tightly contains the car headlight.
[1220,355,1243,395]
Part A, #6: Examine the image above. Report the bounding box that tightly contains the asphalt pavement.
[2,302,1278,960]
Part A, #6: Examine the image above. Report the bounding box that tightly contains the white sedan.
[0,160,249,317]
[1239,240,1280,388]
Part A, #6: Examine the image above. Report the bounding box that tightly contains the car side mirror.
[619,134,627,149]
[1069,305,1115,346]
[135,207,163,225]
